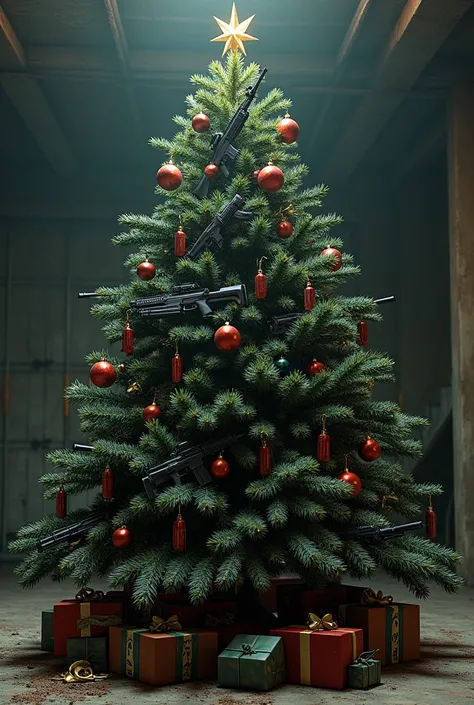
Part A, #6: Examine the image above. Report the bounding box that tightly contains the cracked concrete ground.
[1,564,473,705]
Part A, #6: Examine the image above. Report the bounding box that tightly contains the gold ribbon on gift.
[307,612,339,631]
[149,614,182,633]
[361,588,393,606]
[75,587,105,602]
[204,612,235,627]
[51,659,109,683]
[77,615,122,631]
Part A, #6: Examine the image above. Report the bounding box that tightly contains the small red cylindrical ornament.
[426,498,437,538]
[173,506,186,552]
[56,485,67,518]
[320,246,342,271]
[112,526,132,548]
[211,454,230,478]
[259,437,272,476]
[102,465,114,500]
[172,346,183,383]
[192,112,210,133]
[255,257,267,300]
[277,220,294,238]
[358,319,368,346]
[204,163,219,179]
[157,161,183,191]
[304,281,316,311]
[358,435,381,462]
[143,394,161,421]
[338,457,362,496]
[121,311,134,355]
[214,322,241,352]
[277,113,300,144]
[307,359,325,376]
[317,415,330,462]
[257,162,284,193]
[90,360,116,388]
[137,258,156,281]
[174,223,187,257]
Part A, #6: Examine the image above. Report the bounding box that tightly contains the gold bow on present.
[204,612,235,627]
[307,612,338,631]
[361,588,393,606]
[75,587,104,602]
[51,660,109,683]
[149,614,182,633]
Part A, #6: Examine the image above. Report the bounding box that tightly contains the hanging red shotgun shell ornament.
[358,319,368,346]
[102,464,114,500]
[121,310,134,355]
[56,484,67,518]
[255,257,267,300]
[304,281,316,311]
[172,343,183,383]
[317,415,330,462]
[259,434,272,476]
[426,496,437,539]
[174,215,186,257]
[173,505,186,552]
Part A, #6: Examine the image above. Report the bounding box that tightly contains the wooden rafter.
[324,0,473,182]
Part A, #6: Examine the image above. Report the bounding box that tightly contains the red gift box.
[53,591,123,656]
[160,600,238,628]
[277,583,368,625]
[270,625,363,689]
[202,617,264,651]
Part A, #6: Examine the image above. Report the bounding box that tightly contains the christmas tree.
[10,5,461,608]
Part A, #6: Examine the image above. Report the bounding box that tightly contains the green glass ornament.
[275,357,290,373]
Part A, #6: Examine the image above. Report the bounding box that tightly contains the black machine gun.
[36,508,108,552]
[347,521,422,541]
[193,67,268,199]
[187,194,254,260]
[77,283,201,300]
[131,283,248,318]
[142,433,242,500]
[268,295,396,335]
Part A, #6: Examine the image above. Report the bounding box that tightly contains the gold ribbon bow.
[77,615,122,630]
[204,612,235,627]
[307,612,338,631]
[361,588,393,606]
[51,660,109,683]
[75,587,105,602]
[149,614,182,633]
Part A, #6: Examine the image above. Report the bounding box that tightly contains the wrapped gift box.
[337,602,420,665]
[109,626,218,686]
[276,582,368,625]
[66,637,108,673]
[160,600,238,629]
[218,634,285,691]
[202,614,263,651]
[53,592,123,656]
[347,651,382,689]
[270,625,363,689]
[41,609,54,652]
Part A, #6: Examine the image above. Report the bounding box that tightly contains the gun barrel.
[78,292,103,299]
[374,296,396,305]
[72,443,93,452]
[36,510,105,551]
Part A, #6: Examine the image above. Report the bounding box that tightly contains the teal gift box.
[347,650,382,689]
[218,634,285,691]
[66,637,108,673]
[41,609,54,652]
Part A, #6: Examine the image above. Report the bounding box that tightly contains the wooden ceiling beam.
[324,0,473,182]
[0,4,76,175]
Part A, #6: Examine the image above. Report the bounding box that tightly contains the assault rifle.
[77,283,201,299]
[347,521,422,542]
[142,433,242,500]
[187,194,254,260]
[131,283,248,318]
[268,295,396,335]
[193,67,267,199]
[37,509,108,551]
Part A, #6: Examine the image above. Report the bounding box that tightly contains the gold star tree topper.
[211,3,258,56]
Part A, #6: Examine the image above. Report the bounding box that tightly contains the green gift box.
[218,634,285,691]
[66,637,108,673]
[347,650,382,689]
[41,609,54,652]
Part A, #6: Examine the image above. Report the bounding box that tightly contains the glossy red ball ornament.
[359,436,381,462]
[257,162,284,193]
[214,322,241,352]
[192,112,210,133]
[137,258,156,281]
[112,526,132,548]
[90,360,116,388]
[307,359,325,376]
[277,113,300,144]
[320,246,342,272]
[157,162,182,191]
[211,456,230,478]
[277,220,294,238]
[204,163,219,179]
[143,403,161,421]
[338,470,362,496]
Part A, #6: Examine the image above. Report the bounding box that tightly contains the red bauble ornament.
[277,220,293,238]
[307,359,325,376]
[358,319,368,346]
[317,416,330,462]
[174,224,187,257]
[204,163,219,179]
[304,281,316,311]
[320,246,342,272]
[277,113,300,144]
[426,498,437,539]
[157,161,182,191]
[90,360,116,388]
[192,112,210,133]
[257,162,284,193]
[172,347,183,383]
[173,506,186,552]
[338,470,362,496]
[121,312,133,355]
[255,256,267,300]
[56,486,67,518]
[359,436,381,462]
[259,438,272,476]
[137,258,156,281]
[214,322,241,352]
[211,455,230,478]
[102,465,114,500]
[112,526,132,548]
[143,398,161,421]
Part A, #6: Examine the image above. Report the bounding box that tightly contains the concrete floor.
[0,564,473,705]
